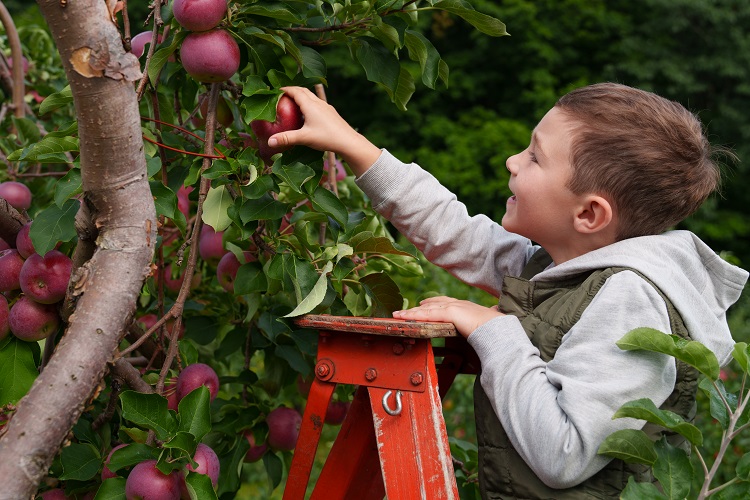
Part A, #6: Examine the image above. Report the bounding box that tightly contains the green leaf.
[613,399,702,447]
[698,377,736,429]
[185,471,219,500]
[273,161,316,193]
[202,158,237,179]
[597,429,657,465]
[355,38,400,99]
[242,2,304,23]
[149,181,178,219]
[241,91,280,123]
[360,272,403,317]
[731,342,749,372]
[404,30,442,89]
[7,134,79,162]
[393,64,416,111]
[234,261,268,295]
[148,33,184,86]
[106,443,158,473]
[29,198,80,255]
[299,45,327,80]
[275,344,310,376]
[284,261,334,317]
[239,193,289,223]
[177,386,212,442]
[217,436,250,496]
[348,231,416,256]
[736,452,750,481]
[616,327,720,380]
[60,442,101,480]
[653,437,692,500]
[54,168,82,207]
[94,477,127,500]
[163,431,197,457]
[0,336,40,406]
[39,85,73,115]
[263,451,284,490]
[311,186,348,228]
[620,477,667,500]
[13,116,41,143]
[433,1,509,36]
[202,185,234,231]
[119,391,177,441]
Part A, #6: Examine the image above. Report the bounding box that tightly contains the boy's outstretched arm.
[268,86,382,176]
[393,296,504,338]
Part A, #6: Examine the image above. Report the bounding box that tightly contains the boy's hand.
[268,86,382,176]
[392,296,504,338]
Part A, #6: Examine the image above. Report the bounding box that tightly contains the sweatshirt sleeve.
[355,150,537,296]
[467,271,676,488]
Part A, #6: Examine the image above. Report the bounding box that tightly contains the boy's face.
[502,107,583,251]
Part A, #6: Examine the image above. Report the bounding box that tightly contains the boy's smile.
[502,107,589,262]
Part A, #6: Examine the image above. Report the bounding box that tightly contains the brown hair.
[555,82,724,240]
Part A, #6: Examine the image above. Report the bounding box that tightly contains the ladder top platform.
[294,314,459,339]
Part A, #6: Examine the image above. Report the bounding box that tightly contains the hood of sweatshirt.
[534,230,748,365]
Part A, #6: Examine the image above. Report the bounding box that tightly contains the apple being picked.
[19,250,73,304]
[125,459,181,500]
[250,94,304,165]
[8,295,60,342]
[0,181,32,210]
[176,362,220,402]
[180,29,239,83]
[172,0,227,32]
[266,406,302,452]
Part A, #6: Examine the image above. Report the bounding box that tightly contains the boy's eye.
[528,151,538,163]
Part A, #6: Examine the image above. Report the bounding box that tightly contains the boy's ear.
[573,195,613,234]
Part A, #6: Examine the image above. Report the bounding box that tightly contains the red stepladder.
[283,315,479,500]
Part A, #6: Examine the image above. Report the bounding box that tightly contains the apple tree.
[0,0,506,498]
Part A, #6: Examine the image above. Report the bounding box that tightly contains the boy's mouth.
[507,195,517,205]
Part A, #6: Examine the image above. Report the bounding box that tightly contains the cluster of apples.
[1,221,72,343]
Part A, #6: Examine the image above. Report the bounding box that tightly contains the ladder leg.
[310,386,385,500]
[369,350,459,500]
[284,378,336,500]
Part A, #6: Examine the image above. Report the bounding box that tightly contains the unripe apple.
[8,295,60,342]
[16,222,36,258]
[180,29,239,83]
[19,250,73,304]
[198,225,228,266]
[101,443,128,480]
[325,400,351,426]
[250,95,304,165]
[125,459,181,500]
[216,251,257,293]
[0,181,32,210]
[173,0,227,32]
[0,294,9,341]
[266,406,302,452]
[243,431,268,463]
[199,94,233,128]
[176,362,220,401]
[0,249,24,292]
[178,443,220,498]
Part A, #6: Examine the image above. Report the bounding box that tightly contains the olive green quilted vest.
[475,249,699,499]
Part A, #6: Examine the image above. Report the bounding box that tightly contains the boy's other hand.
[268,86,381,176]
[392,296,504,338]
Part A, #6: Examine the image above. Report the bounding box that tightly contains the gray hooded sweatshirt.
[355,150,749,489]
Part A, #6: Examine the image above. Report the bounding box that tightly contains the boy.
[268,83,749,498]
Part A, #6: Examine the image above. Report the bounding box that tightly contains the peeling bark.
[0,1,156,496]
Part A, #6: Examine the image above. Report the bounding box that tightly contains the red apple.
[178,443,220,498]
[136,313,185,340]
[324,158,347,182]
[176,185,193,220]
[250,95,304,165]
[101,443,128,480]
[0,249,24,292]
[176,362,220,401]
[243,431,268,463]
[16,222,36,258]
[216,250,257,293]
[125,459,181,500]
[164,376,180,411]
[172,0,227,32]
[266,406,302,452]
[180,29,239,83]
[8,56,29,76]
[37,489,69,500]
[8,295,60,342]
[19,250,73,304]
[296,375,312,398]
[0,294,9,341]
[198,225,227,266]
[130,31,160,59]
[325,400,351,426]
[0,237,9,251]
[0,181,32,210]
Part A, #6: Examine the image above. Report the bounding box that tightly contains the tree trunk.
[0,1,156,497]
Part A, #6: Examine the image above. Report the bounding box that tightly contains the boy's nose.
[506,154,519,174]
